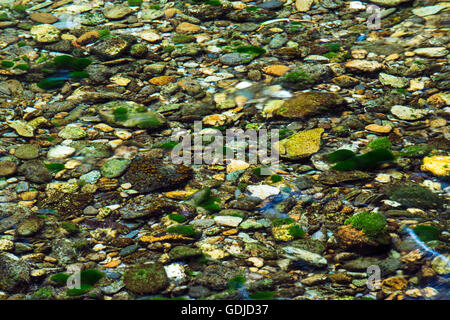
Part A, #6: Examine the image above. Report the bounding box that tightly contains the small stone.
[412,5,446,17]
[220,53,254,66]
[58,126,86,140]
[345,60,383,72]
[29,12,58,24]
[0,239,14,251]
[214,216,243,227]
[295,0,314,12]
[414,47,449,58]
[365,124,393,133]
[281,246,327,268]
[139,31,162,43]
[103,5,133,20]
[379,73,409,88]
[0,160,17,176]
[275,128,324,160]
[14,145,39,160]
[149,76,177,86]
[262,65,290,76]
[30,24,60,43]
[101,159,131,178]
[247,185,280,200]
[226,160,250,173]
[47,145,76,159]
[421,156,450,177]
[176,22,201,34]
[431,255,450,275]
[7,120,34,137]
[390,105,428,121]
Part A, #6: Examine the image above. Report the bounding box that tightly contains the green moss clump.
[97,29,111,40]
[162,45,175,53]
[283,70,310,83]
[369,137,392,150]
[235,46,266,58]
[113,107,129,122]
[205,0,221,6]
[413,225,440,242]
[127,0,143,6]
[330,149,395,171]
[44,163,65,173]
[50,269,104,296]
[227,275,246,290]
[325,43,341,52]
[400,145,431,158]
[344,211,387,238]
[50,273,70,285]
[1,60,14,68]
[270,174,282,183]
[288,225,306,239]
[158,141,179,150]
[168,213,187,223]
[166,225,198,237]
[31,288,54,300]
[328,149,356,163]
[245,6,259,11]
[185,187,221,212]
[272,217,295,226]
[62,222,79,234]
[172,34,195,44]
[388,184,443,209]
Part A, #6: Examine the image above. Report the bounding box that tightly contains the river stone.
[97,101,166,130]
[281,246,327,268]
[14,144,39,160]
[413,47,449,58]
[16,216,44,237]
[103,5,133,20]
[390,105,428,120]
[30,24,60,43]
[101,159,131,178]
[0,160,17,176]
[275,128,324,160]
[123,263,169,294]
[219,53,254,66]
[0,253,31,292]
[58,126,86,140]
[17,160,52,184]
[276,92,345,119]
[379,73,409,88]
[121,156,193,193]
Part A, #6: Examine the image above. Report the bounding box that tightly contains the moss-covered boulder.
[386,183,443,209]
[123,263,169,294]
[121,156,193,193]
[275,92,345,119]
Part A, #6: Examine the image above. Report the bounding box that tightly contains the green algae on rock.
[344,211,387,239]
[121,156,193,193]
[274,128,324,160]
[97,101,166,130]
[329,149,395,171]
[275,92,346,119]
[123,263,169,294]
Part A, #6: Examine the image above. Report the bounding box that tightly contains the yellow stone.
[262,64,290,76]
[163,190,196,199]
[274,128,324,160]
[421,155,450,177]
[175,22,201,34]
[365,124,393,133]
[149,76,177,86]
[203,114,227,126]
[139,31,162,43]
[226,159,250,173]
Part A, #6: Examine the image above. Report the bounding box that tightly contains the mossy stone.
[14,144,39,160]
[101,158,131,178]
[124,263,169,294]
